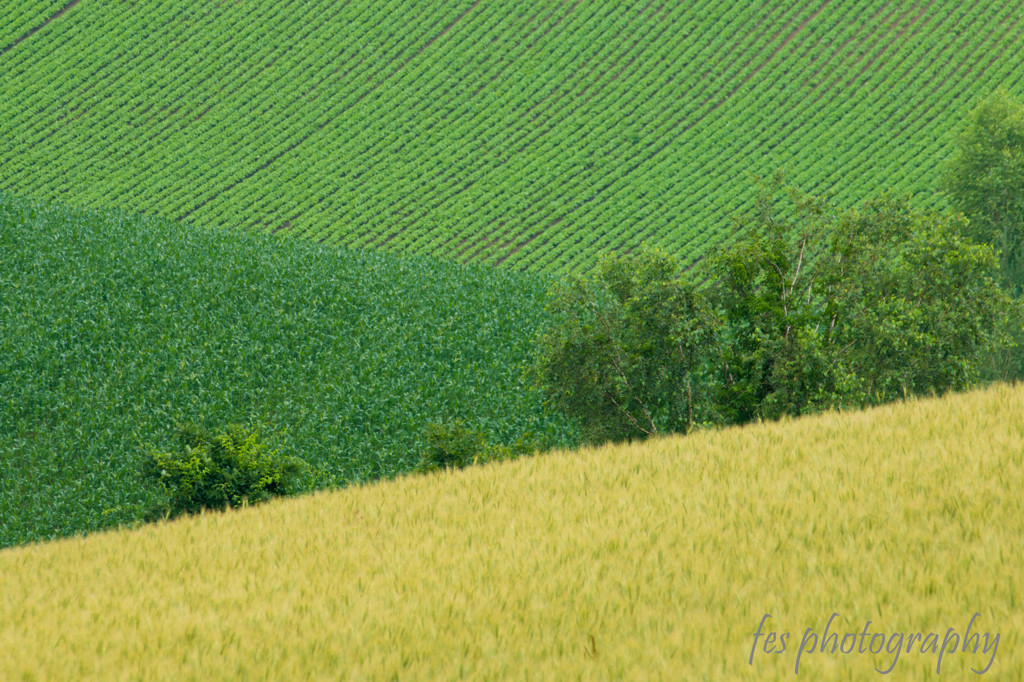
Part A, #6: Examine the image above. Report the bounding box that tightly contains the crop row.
[0,0,1023,274]
[0,1,67,51]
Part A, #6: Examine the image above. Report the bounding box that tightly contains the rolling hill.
[2,382,1020,680]
[0,191,573,549]
[1,0,1022,272]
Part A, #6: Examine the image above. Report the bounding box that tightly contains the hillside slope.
[0,191,571,549]
[1,0,1022,272]
[2,382,1021,680]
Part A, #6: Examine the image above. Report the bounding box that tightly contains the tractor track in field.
[0,0,83,56]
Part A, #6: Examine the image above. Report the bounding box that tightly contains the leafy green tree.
[707,184,854,423]
[941,91,1024,293]
[709,181,1010,421]
[536,248,720,443]
[825,197,1010,401]
[143,422,309,519]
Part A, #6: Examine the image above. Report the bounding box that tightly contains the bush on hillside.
[415,419,539,472]
[535,247,721,444]
[142,422,309,519]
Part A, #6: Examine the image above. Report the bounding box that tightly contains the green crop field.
[0,191,573,549]
[1,0,1022,273]
[0,1,68,51]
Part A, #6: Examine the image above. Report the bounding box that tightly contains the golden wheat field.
[2,383,1022,681]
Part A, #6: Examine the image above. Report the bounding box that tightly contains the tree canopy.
[941,91,1024,293]
[537,181,1010,442]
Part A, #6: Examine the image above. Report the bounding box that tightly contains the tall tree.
[706,182,1009,421]
[941,91,1024,293]
[825,198,1010,401]
[536,248,720,444]
[707,183,849,423]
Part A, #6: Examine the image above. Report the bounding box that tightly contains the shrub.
[143,422,309,519]
[415,420,539,472]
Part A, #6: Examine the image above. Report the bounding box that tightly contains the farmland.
[0,191,573,549]
[2,382,1021,680]
[0,1,67,52]
[2,0,1022,675]
[0,1,1022,273]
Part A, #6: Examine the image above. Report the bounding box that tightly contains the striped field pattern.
[0,1,1022,272]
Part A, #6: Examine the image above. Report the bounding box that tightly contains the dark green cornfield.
[0,192,574,548]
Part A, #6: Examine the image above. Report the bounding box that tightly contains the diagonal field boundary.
[0,0,83,56]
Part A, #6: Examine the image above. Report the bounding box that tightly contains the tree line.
[537,92,1024,444]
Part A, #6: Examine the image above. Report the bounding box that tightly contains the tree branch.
[605,391,655,437]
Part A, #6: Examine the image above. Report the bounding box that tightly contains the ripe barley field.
[2,382,1020,680]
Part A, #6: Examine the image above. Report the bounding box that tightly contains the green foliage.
[0,1,1021,273]
[0,192,575,549]
[825,197,1010,402]
[709,182,851,422]
[537,248,720,443]
[939,92,1024,382]
[415,420,537,472]
[417,420,488,471]
[710,181,1010,421]
[538,181,1011,441]
[941,91,1024,293]
[143,423,308,518]
[979,297,1024,382]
